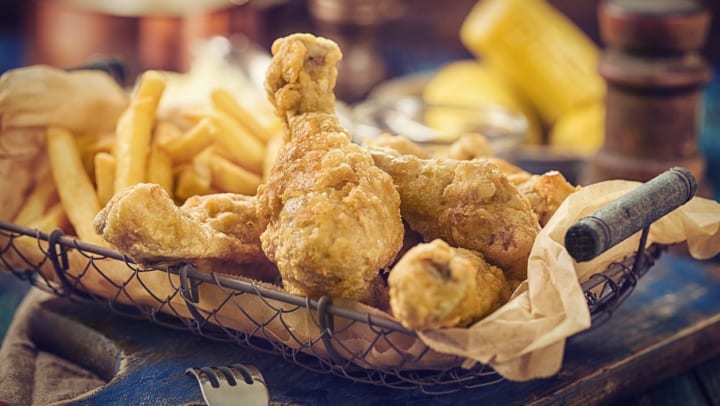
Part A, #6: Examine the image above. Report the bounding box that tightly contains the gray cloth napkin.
[0,288,105,406]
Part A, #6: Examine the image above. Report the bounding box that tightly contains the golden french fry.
[195,151,262,195]
[114,70,166,192]
[208,110,265,174]
[211,88,271,143]
[94,152,116,207]
[12,177,59,226]
[153,120,183,146]
[27,202,68,232]
[174,166,216,202]
[73,132,114,180]
[46,127,104,244]
[148,144,174,197]
[162,118,216,164]
[180,109,214,125]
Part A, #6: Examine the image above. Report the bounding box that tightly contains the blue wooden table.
[2,251,720,405]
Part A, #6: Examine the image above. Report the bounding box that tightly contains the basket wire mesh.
[0,220,661,394]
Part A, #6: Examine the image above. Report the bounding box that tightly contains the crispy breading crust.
[369,149,540,281]
[258,34,404,302]
[388,239,511,329]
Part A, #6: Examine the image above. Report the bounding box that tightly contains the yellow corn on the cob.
[549,101,605,155]
[460,0,605,126]
[423,60,544,144]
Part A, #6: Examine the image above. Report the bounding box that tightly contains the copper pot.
[25,0,266,83]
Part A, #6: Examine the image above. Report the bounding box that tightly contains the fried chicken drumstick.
[388,239,511,330]
[257,33,404,302]
[369,149,540,281]
[94,183,278,282]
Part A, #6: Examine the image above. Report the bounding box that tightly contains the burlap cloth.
[0,288,105,406]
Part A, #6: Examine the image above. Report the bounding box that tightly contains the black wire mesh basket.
[0,167,696,394]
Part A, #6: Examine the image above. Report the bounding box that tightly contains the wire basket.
[0,219,662,395]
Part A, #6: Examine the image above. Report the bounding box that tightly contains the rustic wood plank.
[694,355,720,405]
[623,373,710,406]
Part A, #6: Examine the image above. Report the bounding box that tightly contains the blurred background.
[0,0,719,196]
[1,1,718,94]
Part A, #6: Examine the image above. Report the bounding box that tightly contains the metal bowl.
[351,96,528,159]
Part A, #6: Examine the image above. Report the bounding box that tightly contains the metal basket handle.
[565,167,697,262]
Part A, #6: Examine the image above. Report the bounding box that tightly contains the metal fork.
[186,364,269,406]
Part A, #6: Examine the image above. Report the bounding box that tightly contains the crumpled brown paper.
[417,180,720,381]
[0,66,128,223]
[0,65,128,134]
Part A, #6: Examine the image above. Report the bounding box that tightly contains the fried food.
[434,133,494,160]
[361,133,493,161]
[114,70,166,192]
[94,152,116,207]
[388,239,511,330]
[362,133,431,158]
[515,170,578,226]
[369,148,539,280]
[12,175,58,226]
[257,33,404,302]
[362,133,577,229]
[47,127,105,245]
[94,183,278,282]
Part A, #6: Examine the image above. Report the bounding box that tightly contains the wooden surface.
[1,252,720,405]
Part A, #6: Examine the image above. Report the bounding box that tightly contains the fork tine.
[216,366,238,386]
[186,364,269,406]
[199,367,221,387]
[230,363,254,384]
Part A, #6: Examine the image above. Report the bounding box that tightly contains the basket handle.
[564,167,697,262]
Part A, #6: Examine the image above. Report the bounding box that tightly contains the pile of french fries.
[8,69,284,247]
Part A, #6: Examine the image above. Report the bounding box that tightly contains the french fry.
[46,127,104,245]
[207,110,265,174]
[180,109,214,125]
[162,118,216,164]
[153,120,183,146]
[211,88,271,143]
[148,144,174,198]
[27,202,68,232]
[195,151,262,195]
[74,133,114,180]
[94,152,116,207]
[174,166,216,202]
[114,70,166,192]
[12,177,59,226]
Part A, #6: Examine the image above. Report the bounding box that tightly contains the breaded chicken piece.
[257,33,404,302]
[369,149,539,281]
[362,134,576,229]
[388,239,511,330]
[434,133,494,161]
[181,192,266,245]
[362,133,431,158]
[515,170,579,227]
[94,183,279,282]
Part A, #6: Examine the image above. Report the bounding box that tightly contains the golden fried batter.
[515,170,579,227]
[94,183,279,282]
[362,133,431,158]
[388,239,510,330]
[257,34,404,302]
[434,133,494,160]
[369,149,539,280]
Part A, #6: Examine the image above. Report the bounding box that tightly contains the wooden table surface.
[1,252,720,405]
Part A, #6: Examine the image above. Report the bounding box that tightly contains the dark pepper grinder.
[584,0,712,184]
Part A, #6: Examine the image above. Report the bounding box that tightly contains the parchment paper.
[418,180,720,381]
